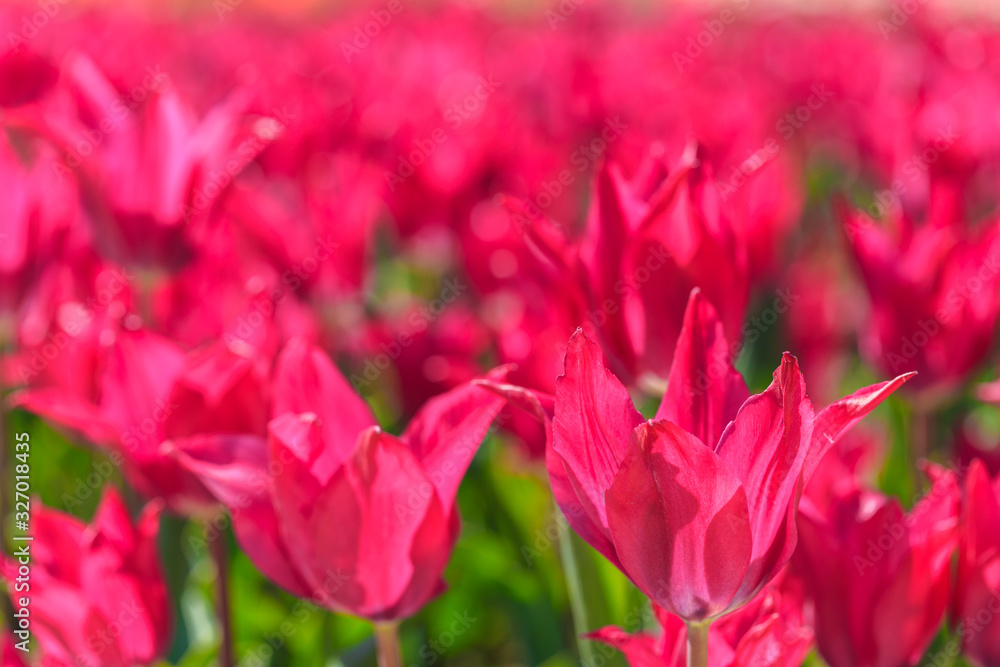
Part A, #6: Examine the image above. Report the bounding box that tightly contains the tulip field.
[4,0,1000,666]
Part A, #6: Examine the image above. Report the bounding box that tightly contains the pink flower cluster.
[2,2,1000,666]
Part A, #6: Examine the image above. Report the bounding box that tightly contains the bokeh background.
[3,0,1000,665]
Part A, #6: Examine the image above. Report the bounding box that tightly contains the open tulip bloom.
[167,338,506,649]
[484,289,913,665]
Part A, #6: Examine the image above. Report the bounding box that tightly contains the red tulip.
[0,131,76,320]
[487,289,912,625]
[954,460,1000,667]
[169,338,505,620]
[794,469,960,667]
[10,329,271,515]
[507,151,750,390]
[1,488,171,667]
[839,196,1000,402]
[589,575,813,667]
[43,55,275,269]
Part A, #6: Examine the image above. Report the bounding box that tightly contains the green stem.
[911,405,930,463]
[373,622,402,667]
[211,531,234,667]
[686,620,710,667]
[557,516,627,667]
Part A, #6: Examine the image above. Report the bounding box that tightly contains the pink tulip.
[954,460,1000,667]
[169,338,505,620]
[589,575,813,667]
[839,195,1000,402]
[1,488,171,667]
[486,289,911,628]
[794,469,960,667]
[506,150,750,390]
[10,329,272,515]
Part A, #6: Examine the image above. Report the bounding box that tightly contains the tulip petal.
[402,373,506,515]
[272,338,377,483]
[715,354,813,603]
[475,380,624,567]
[803,372,915,483]
[100,329,188,450]
[7,388,119,446]
[273,424,451,619]
[554,330,643,544]
[586,627,663,667]
[163,343,270,440]
[655,288,748,447]
[607,420,752,621]
[169,433,314,598]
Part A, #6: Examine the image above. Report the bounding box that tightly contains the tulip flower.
[42,55,276,270]
[10,328,270,516]
[484,289,911,665]
[0,132,76,326]
[168,338,505,661]
[589,575,813,667]
[1,488,171,667]
[793,468,960,667]
[507,151,750,391]
[954,460,1000,667]
[839,194,1000,403]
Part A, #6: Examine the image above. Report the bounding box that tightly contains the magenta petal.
[477,380,624,568]
[715,354,813,603]
[606,420,752,621]
[655,288,749,447]
[99,330,188,448]
[804,372,915,483]
[282,427,451,620]
[169,433,313,598]
[272,338,377,482]
[553,330,643,542]
[401,372,506,515]
[586,627,665,667]
[163,343,270,440]
[7,388,119,446]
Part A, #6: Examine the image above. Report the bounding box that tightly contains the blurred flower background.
[2,0,1000,665]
